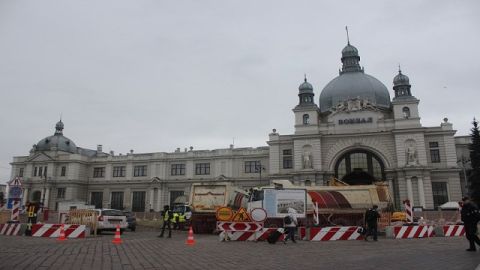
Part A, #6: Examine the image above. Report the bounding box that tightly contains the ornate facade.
[9,41,464,211]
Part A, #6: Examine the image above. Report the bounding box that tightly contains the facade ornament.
[303,151,312,169]
[405,140,418,166]
[330,98,378,115]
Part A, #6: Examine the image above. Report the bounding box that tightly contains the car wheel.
[120,229,124,235]
[131,226,136,232]
[96,229,102,235]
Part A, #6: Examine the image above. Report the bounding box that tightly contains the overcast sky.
[1,0,479,184]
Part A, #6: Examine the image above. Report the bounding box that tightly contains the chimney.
[109,150,114,156]
[97,145,103,152]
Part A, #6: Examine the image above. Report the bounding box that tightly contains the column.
[406,177,414,204]
[387,178,394,201]
[149,188,155,211]
[44,188,50,209]
[417,177,426,208]
[23,188,29,204]
[156,188,162,211]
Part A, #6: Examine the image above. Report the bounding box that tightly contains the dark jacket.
[365,208,380,226]
[461,202,480,224]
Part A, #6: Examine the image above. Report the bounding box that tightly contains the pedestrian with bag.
[158,205,172,238]
[364,205,380,241]
[283,207,298,244]
[460,196,480,251]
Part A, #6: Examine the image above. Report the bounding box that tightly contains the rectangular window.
[429,142,441,163]
[170,191,185,208]
[110,192,124,210]
[33,167,37,177]
[93,167,105,178]
[283,149,293,169]
[90,192,103,209]
[19,168,24,177]
[131,191,146,212]
[113,166,126,177]
[38,167,43,177]
[57,188,66,199]
[61,166,66,177]
[245,161,261,173]
[432,182,449,209]
[44,166,47,176]
[171,164,186,175]
[133,165,147,177]
[195,163,210,175]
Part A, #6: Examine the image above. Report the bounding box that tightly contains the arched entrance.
[334,150,385,185]
[32,191,42,202]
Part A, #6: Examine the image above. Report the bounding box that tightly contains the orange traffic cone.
[186,226,195,246]
[57,224,66,241]
[112,225,122,244]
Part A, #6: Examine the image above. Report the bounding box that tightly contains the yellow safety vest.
[178,214,186,223]
[163,210,171,221]
[171,213,179,223]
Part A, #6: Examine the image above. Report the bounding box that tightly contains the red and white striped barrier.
[216,222,263,232]
[443,225,465,237]
[0,224,22,236]
[393,225,434,239]
[31,224,86,238]
[403,199,413,223]
[11,200,20,222]
[310,226,362,241]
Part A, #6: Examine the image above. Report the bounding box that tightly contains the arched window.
[402,107,410,119]
[303,114,310,125]
[334,150,385,185]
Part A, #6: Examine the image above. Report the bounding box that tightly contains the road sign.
[216,207,233,221]
[9,186,23,199]
[231,207,251,222]
[216,222,263,232]
[250,208,267,222]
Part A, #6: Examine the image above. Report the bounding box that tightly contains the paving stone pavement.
[0,231,479,270]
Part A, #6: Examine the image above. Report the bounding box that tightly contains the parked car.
[95,209,128,234]
[122,211,137,232]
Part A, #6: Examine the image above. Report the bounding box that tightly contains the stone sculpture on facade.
[303,151,312,169]
[405,141,418,166]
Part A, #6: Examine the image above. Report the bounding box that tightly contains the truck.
[248,179,392,227]
[189,182,249,233]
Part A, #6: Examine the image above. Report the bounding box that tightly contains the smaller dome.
[34,121,78,153]
[299,77,313,92]
[342,44,359,58]
[393,70,410,86]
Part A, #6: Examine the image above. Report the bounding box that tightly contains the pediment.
[26,152,54,162]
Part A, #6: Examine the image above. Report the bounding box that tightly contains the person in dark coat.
[460,196,480,251]
[158,205,172,238]
[364,205,380,241]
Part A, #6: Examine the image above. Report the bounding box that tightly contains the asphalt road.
[0,231,479,270]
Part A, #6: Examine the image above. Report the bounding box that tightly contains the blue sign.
[7,198,21,209]
[9,186,22,199]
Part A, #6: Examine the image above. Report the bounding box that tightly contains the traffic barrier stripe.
[0,224,21,236]
[443,225,465,237]
[393,225,434,239]
[31,224,85,238]
[310,226,362,241]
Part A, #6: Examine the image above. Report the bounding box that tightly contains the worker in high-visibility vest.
[171,212,179,230]
[178,213,186,231]
[158,205,172,238]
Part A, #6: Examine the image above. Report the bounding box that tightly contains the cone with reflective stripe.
[57,224,66,241]
[112,225,122,244]
[186,226,195,246]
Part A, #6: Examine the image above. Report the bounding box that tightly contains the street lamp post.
[255,163,266,187]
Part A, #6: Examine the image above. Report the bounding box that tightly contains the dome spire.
[54,120,64,135]
[340,27,363,74]
[393,66,412,98]
[345,26,350,45]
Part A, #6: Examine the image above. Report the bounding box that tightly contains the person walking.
[283,207,298,244]
[158,205,172,238]
[364,205,380,241]
[461,196,480,251]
